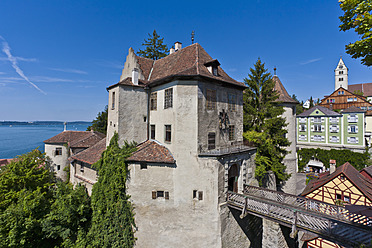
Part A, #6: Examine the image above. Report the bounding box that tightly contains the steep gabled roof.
[297,106,342,117]
[301,162,372,202]
[349,83,372,97]
[70,138,106,165]
[109,43,245,90]
[272,75,298,104]
[127,140,175,164]
[320,87,371,105]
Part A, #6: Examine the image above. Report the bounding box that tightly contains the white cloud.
[0,72,5,75]
[300,58,322,65]
[0,56,37,62]
[48,67,88,75]
[0,36,46,94]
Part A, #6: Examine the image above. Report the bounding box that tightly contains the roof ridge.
[196,43,199,75]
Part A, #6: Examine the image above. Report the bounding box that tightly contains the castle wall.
[45,143,69,181]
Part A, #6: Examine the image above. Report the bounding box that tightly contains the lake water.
[0,123,91,159]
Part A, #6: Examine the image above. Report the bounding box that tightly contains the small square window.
[344,196,350,203]
[140,163,147,170]
[157,191,164,198]
[165,125,171,142]
[55,147,62,156]
[336,194,342,200]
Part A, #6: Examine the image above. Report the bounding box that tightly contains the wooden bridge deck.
[226,185,372,247]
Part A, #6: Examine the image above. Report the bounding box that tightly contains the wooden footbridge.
[227,185,372,247]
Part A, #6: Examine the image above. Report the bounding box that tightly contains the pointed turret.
[335,57,348,91]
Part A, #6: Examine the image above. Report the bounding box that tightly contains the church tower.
[335,57,348,90]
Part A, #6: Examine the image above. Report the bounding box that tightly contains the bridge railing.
[242,185,372,226]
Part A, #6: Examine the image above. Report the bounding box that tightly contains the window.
[347,97,353,102]
[313,117,321,123]
[348,114,358,123]
[336,194,342,200]
[339,78,344,81]
[80,164,84,173]
[299,124,306,132]
[327,99,329,103]
[339,71,344,75]
[354,97,357,101]
[57,165,61,171]
[112,92,115,109]
[349,125,357,133]
[338,91,344,95]
[344,195,350,203]
[150,92,157,110]
[299,135,307,141]
[208,132,216,150]
[228,94,236,111]
[165,125,171,142]
[311,135,324,141]
[368,106,372,110]
[140,163,147,170]
[330,125,339,133]
[150,125,155,139]
[314,124,322,132]
[164,88,173,109]
[330,99,335,103]
[340,175,346,180]
[347,137,358,144]
[206,89,216,110]
[193,190,198,199]
[299,117,307,123]
[198,191,203,200]
[361,106,367,110]
[229,125,235,141]
[330,117,338,123]
[330,136,339,143]
[152,191,169,200]
[55,147,62,156]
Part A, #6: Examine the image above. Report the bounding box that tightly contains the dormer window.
[204,59,221,76]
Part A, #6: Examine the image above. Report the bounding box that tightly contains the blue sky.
[0,0,371,121]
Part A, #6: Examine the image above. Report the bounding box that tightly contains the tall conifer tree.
[243,59,290,187]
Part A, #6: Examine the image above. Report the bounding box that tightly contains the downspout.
[146,86,150,140]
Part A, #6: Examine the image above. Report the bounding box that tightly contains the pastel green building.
[297,106,365,152]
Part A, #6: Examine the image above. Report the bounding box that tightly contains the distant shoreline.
[0,121,92,126]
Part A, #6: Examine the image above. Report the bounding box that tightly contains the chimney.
[175,41,182,51]
[132,68,139,85]
[170,47,175,54]
[329,160,336,174]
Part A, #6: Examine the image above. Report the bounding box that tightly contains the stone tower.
[335,57,348,91]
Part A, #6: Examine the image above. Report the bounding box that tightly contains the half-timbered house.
[301,162,372,248]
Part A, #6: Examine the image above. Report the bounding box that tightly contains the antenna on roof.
[191,31,195,44]
[274,67,277,76]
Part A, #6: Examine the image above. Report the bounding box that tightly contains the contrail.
[0,36,46,95]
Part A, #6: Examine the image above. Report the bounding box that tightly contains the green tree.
[0,149,54,248]
[309,96,314,108]
[339,0,372,66]
[87,105,108,134]
[243,59,290,187]
[137,30,168,60]
[42,182,91,248]
[88,133,137,248]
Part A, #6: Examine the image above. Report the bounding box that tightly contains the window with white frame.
[299,124,306,132]
[329,136,339,143]
[299,135,307,141]
[330,117,338,123]
[311,135,324,141]
[347,137,358,144]
[314,124,322,132]
[348,114,358,123]
[347,97,353,102]
[299,117,307,123]
[164,88,173,109]
[338,91,344,95]
[329,125,339,133]
[354,97,357,101]
[348,125,358,133]
[313,117,322,123]
[361,106,367,110]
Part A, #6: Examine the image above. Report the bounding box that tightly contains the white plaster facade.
[45,143,69,181]
[335,58,348,91]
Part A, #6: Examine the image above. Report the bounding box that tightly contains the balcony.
[199,140,256,157]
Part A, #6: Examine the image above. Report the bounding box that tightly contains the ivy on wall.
[298,148,370,171]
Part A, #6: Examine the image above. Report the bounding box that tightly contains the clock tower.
[335,57,348,90]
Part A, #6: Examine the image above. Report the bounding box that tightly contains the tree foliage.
[243,59,290,187]
[0,149,91,248]
[137,30,168,60]
[298,148,370,172]
[339,0,372,66]
[88,133,137,248]
[87,105,108,134]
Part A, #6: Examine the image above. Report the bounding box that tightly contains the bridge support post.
[290,211,298,238]
[240,197,248,219]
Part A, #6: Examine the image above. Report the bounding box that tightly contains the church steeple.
[335,57,348,90]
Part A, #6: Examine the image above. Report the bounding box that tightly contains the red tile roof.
[127,140,175,164]
[44,131,105,148]
[0,159,13,166]
[301,162,372,202]
[70,138,106,165]
[272,75,298,104]
[108,43,245,90]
